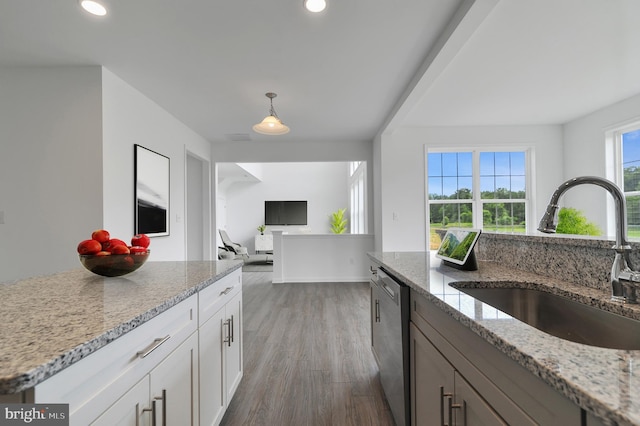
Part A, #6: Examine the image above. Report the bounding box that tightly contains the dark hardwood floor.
[220,272,395,426]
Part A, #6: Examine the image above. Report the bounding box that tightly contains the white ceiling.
[1,0,639,144]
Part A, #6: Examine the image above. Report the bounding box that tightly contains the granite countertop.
[368,251,640,426]
[0,260,242,394]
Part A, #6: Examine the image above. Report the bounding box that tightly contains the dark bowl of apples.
[77,230,151,277]
[79,251,150,277]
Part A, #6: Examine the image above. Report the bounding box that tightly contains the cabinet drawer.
[199,269,241,326]
[35,295,197,426]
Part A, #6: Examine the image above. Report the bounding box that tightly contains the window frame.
[426,147,533,233]
[349,161,367,234]
[609,121,640,240]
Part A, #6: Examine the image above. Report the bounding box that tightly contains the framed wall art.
[134,144,170,237]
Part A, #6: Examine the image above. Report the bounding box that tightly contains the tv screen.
[265,201,308,225]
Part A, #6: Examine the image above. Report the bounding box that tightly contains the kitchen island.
[368,250,640,426]
[0,259,243,425]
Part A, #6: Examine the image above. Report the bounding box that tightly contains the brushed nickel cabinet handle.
[223,319,231,347]
[440,386,453,426]
[136,335,170,359]
[219,286,234,296]
[141,399,157,426]
[375,300,380,322]
[230,314,235,343]
[448,396,463,426]
[154,389,166,426]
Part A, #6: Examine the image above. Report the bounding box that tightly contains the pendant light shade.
[304,0,326,13]
[253,92,290,135]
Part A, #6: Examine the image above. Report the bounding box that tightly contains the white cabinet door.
[91,377,150,426]
[150,332,199,426]
[199,308,226,426]
[225,291,243,403]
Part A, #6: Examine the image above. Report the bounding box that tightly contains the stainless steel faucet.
[538,176,639,303]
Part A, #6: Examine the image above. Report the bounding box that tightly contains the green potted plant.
[330,208,348,234]
[257,224,266,235]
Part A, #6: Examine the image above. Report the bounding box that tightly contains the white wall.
[222,162,350,251]
[0,67,103,282]
[101,68,213,262]
[563,92,640,237]
[379,125,564,252]
[0,66,214,282]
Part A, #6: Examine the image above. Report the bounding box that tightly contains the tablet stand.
[442,249,478,271]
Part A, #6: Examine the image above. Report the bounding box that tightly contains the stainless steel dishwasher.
[371,267,410,426]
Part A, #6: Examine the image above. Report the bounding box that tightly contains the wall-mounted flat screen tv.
[265,201,308,226]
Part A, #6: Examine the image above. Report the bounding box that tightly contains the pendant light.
[253,92,290,135]
[304,0,326,13]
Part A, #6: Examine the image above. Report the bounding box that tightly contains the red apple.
[102,238,127,252]
[95,251,111,256]
[77,239,102,255]
[91,229,110,243]
[111,245,130,255]
[130,246,148,254]
[131,234,150,248]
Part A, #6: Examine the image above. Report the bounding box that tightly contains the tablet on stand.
[435,228,482,271]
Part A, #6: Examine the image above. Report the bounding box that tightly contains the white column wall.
[0,66,103,282]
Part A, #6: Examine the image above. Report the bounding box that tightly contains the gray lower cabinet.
[410,322,510,425]
[410,289,581,425]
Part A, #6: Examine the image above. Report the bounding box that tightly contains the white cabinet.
[35,295,198,426]
[199,270,243,426]
[91,376,150,426]
[29,267,243,426]
[254,234,273,253]
[91,331,198,426]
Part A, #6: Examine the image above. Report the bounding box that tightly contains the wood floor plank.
[220,272,395,426]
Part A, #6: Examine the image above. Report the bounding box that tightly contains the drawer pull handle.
[137,335,170,359]
[223,319,232,347]
[219,286,234,296]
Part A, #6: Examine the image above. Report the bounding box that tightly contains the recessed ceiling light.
[79,0,107,16]
[304,0,326,13]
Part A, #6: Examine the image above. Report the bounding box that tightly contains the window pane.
[427,153,442,177]
[442,177,458,198]
[429,203,473,249]
[511,175,526,194]
[511,152,525,175]
[428,177,443,199]
[480,176,494,197]
[458,152,473,176]
[457,177,472,199]
[494,152,510,175]
[495,176,510,196]
[442,153,458,176]
[627,195,640,239]
[479,152,494,176]
[482,202,526,233]
[623,130,640,192]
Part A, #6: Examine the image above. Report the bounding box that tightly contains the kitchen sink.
[451,285,640,350]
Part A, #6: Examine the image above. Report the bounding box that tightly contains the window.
[349,161,366,234]
[619,127,640,239]
[427,150,528,248]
